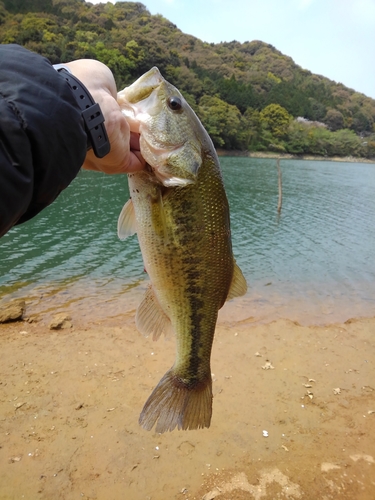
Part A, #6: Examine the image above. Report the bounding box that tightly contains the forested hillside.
[1,0,374,158]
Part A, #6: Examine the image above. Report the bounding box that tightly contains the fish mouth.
[118,67,164,133]
[123,67,163,104]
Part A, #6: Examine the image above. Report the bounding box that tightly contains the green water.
[1,157,374,324]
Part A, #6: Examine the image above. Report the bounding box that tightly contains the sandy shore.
[1,307,375,500]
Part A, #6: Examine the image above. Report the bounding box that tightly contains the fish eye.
[167,96,182,112]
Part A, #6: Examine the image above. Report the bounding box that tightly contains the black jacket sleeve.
[0,44,88,237]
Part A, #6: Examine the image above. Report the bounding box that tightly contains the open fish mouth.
[122,67,163,104]
[118,67,165,133]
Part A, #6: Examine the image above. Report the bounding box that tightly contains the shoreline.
[216,148,375,164]
[1,283,374,329]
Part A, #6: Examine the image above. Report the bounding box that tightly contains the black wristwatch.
[53,63,110,158]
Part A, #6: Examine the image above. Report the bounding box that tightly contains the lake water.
[1,157,374,325]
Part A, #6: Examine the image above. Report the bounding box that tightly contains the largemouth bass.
[117,68,247,433]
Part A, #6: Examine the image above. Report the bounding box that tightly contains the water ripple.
[1,159,375,324]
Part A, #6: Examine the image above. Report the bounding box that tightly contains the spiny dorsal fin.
[118,198,137,240]
[136,285,173,340]
[226,261,247,301]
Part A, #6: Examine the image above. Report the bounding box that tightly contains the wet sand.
[1,307,375,500]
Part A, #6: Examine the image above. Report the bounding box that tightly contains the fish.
[117,67,247,433]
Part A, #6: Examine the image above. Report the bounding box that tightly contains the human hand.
[64,59,145,174]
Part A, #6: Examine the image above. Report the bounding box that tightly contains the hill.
[1,0,374,158]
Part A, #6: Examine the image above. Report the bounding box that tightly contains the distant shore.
[216,149,375,164]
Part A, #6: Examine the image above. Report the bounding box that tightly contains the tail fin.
[139,369,212,433]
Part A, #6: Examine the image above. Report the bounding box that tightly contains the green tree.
[198,95,243,149]
[328,129,363,156]
[351,110,374,133]
[242,107,273,151]
[285,121,311,154]
[324,108,345,131]
[93,41,135,86]
[363,135,375,158]
[216,76,259,113]
[308,127,331,156]
[260,103,292,138]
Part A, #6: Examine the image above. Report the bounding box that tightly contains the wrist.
[53,64,110,158]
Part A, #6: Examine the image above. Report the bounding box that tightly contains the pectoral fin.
[226,261,247,301]
[118,199,137,240]
[136,285,173,340]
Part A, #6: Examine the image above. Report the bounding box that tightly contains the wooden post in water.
[277,158,282,214]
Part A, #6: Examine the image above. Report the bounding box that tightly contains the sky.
[89,0,375,99]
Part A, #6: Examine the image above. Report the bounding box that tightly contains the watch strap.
[53,64,110,158]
